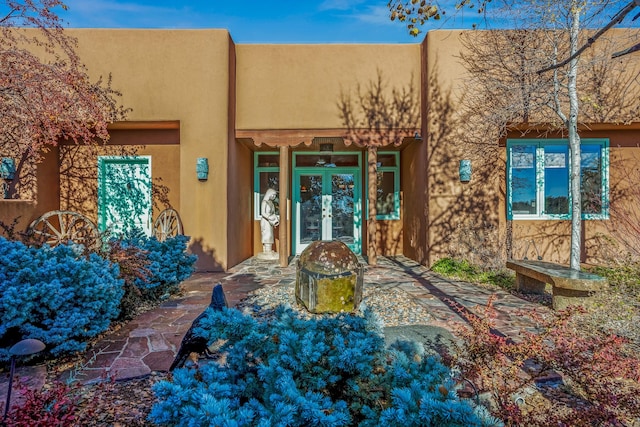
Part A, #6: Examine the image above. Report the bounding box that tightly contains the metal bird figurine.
[169,283,228,371]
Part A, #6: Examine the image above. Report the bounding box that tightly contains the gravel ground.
[235,281,434,327]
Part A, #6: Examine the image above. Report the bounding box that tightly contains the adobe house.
[1,28,639,271]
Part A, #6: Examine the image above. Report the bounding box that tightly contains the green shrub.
[150,307,500,427]
[432,257,478,276]
[431,258,514,290]
[589,262,640,298]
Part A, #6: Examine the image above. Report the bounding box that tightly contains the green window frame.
[254,152,280,220]
[367,151,400,220]
[506,139,609,220]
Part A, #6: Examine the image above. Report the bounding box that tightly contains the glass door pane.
[299,174,323,246]
[331,173,355,245]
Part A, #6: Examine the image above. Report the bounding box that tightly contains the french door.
[293,167,361,254]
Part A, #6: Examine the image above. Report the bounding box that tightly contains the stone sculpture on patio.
[295,240,363,313]
[258,188,279,260]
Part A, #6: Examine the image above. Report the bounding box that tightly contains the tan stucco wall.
[0,200,38,233]
[236,44,421,130]
[423,30,504,267]
[69,29,233,270]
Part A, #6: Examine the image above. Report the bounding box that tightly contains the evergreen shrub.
[120,233,197,297]
[0,237,124,361]
[150,307,500,427]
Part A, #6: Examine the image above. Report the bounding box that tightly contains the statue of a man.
[260,188,280,255]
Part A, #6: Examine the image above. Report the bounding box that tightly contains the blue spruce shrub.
[0,237,124,361]
[120,233,196,294]
[150,306,501,427]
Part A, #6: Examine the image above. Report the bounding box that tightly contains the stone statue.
[259,188,280,259]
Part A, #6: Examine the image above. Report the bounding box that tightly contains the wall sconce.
[0,157,15,180]
[459,159,472,182]
[196,158,209,181]
[319,143,333,153]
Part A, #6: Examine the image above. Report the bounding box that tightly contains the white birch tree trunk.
[568,1,583,270]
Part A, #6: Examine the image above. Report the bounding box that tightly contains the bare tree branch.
[612,40,640,58]
[538,0,640,74]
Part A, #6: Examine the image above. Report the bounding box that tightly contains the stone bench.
[506,259,608,310]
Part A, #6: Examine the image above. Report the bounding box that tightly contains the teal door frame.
[292,152,362,254]
[97,156,152,236]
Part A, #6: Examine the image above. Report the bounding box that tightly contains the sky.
[57,0,492,44]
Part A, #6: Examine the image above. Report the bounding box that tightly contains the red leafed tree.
[0,0,128,198]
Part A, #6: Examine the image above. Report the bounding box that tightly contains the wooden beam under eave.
[108,120,180,131]
[236,128,347,140]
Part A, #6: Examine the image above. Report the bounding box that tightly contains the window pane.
[376,171,396,216]
[295,154,359,167]
[259,172,279,215]
[257,154,279,167]
[377,153,397,167]
[581,145,602,214]
[510,145,537,214]
[544,145,569,215]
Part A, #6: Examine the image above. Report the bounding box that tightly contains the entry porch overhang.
[239,127,421,267]
[236,128,421,150]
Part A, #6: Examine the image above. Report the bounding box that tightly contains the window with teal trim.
[375,152,400,220]
[254,152,279,220]
[507,139,609,220]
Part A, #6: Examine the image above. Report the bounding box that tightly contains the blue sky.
[58,0,490,44]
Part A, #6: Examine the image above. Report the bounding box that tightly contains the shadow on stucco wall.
[190,237,224,272]
[336,69,420,259]
[424,67,505,270]
[586,151,640,264]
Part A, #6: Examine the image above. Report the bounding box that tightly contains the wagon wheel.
[153,208,183,242]
[27,210,100,250]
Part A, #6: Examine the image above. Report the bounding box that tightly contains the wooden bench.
[506,259,608,311]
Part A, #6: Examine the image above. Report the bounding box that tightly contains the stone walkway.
[1,255,550,406]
